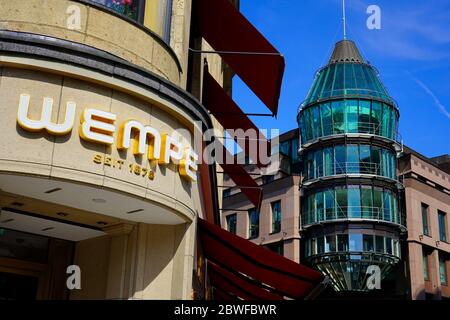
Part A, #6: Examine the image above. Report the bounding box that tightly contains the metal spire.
[342,0,347,40]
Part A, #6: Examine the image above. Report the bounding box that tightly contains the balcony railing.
[300,121,401,145]
[305,161,391,181]
[301,206,405,227]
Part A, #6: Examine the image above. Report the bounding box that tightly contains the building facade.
[221,40,450,299]
[0,0,231,300]
[400,148,450,300]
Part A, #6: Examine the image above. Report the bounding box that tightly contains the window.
[363,234,374,252]
[337,234,348,252]
[316,237,325,254]
[421,204,429,236]
[223,189,231,198]
[347,186,361,218]
[262,175,275,184]
[359,100,371,133]
[439,254,447,285]
[323,147,334,176]
[248,208,259,239]
[324,189,335,221]
[423,249,429,281]
[349,233,363,252]
[314,192,324,222]
[332,101,346,134]
[438,211,447,242]
[271,201,282,233]
[226,214,237,234]
[325,235,336,253]
[345,100,359,133]
[334,145,346,175]
[335,187,347,218]
[346,144,359,174]
[375,235,385,253]
[321,103,333,136]
[266,242,284,256]
[361,186,373,219]
[92,0,142,21]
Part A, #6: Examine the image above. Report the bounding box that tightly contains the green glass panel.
[324,147,334,176]
[332,100,345,134]
[382,104,391,138]
[383,191,392,222]
[373,187,384,219]
[371,146,381,175]
[347,144,359,173]
[359,145,371,174]
[345,99,359,133]
[315,191,324,222]
[334,64,345,94]
[371,102,382,135]
[309,70,326,102]
[359,100,371,133]
[348,186,361,218]
[336,187,347,218]
[321,103,333,136]
[323,65,336,98]
[312,106,322,141]
[315,149,323,178]
[361,187,373,218]
[344,64,356,92]
[335,145,346,174]
[324,189,335,220]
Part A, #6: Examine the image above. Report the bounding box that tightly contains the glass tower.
[298,40,406,292]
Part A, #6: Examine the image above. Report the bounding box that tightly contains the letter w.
[17,94,76,135]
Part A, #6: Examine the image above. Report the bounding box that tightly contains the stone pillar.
[103,223,136,300]
[408,242,425,300]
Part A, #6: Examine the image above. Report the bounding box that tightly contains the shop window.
[226,214,237,234]
[375,235,385,253]
[92,0,142,21]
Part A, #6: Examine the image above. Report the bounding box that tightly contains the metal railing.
[300,121,400,144]
[301,206,404,226]
[305,161,387,181]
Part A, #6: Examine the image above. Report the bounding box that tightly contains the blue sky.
[232,0,450,158]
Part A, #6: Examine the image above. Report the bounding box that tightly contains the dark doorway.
[0,272,38,300]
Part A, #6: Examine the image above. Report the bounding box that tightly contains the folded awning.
[198,219,327,300]
[219,144,263,210]
[194,0,285,116]
[203,71,271,169]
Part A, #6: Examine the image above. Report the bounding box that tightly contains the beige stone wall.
[0,0,181,84]
[70,221,195,300]
[0,61,203,223]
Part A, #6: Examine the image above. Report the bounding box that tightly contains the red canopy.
[198,219,326,300]
[194,0,285,116]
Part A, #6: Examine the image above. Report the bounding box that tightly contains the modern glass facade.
[299,99,399,144]
[303,63,394,105]
[302,185,401,226]
[298,40,404,292]
[304,232,401,258]
[303,143,396,181]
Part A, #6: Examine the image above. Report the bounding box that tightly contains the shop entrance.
[0,271,39,300]
[0,227,74,300]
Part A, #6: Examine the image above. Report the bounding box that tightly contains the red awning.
[219,145,263,210]
[194,0,285,115]
[198,219,327,300]
[203,71,271,168]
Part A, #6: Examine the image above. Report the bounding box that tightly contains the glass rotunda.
[298,40,406,292]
